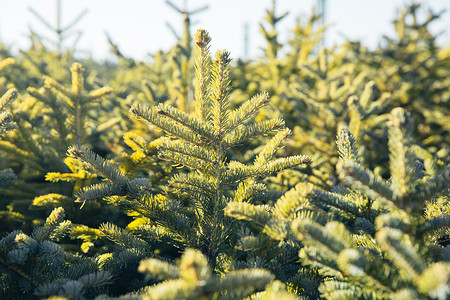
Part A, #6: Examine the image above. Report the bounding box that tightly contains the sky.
[0,0,449,61]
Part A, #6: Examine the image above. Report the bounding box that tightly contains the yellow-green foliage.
[0,1,448,299]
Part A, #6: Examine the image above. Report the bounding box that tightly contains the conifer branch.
[45,171,90,182]
[123,132,152,153]
[336,129,359,164]
[263,217,289,240]
[211,50,232,135]
[0,88,18,113]
[0,141,43,171]
[234,180,266,202]
[35,271,112,298]
[359,80,377,109]
[313,189,363,217]
[68,145,128,186]
[221,162,257,184]
[138,258,179,280]
[353,232,379,250]
[193,29,211,121]
[70,62,84,96]
[418,214,450,236]
[100,223,149,249]
[141,80,156,103]
[178,248,212,283]
[254,128,290,166]
[78,271,112,289]
[273,182,313,219]
[76,182,125,202]
[0,112,14,133]
[205,268,275,293]
[0,57,15,71]
[158,150,210,173]
[141,279,195,299]
[156,104,216,141]
[44,76,72,99]
[0,141,30,159]
[236,235,262,251]
[298,246,342,278]
[417,262,450,297]
[410,145,441,176]
[224,119,285,146]
[134,225,186,249]
[168,173,216,197]
[0,89,18,134]
[135,250,275,299]
[337,248,398,293]
[262,155,312,174]
[291,219,354,255]
[158,139,216,166]
[0,168,17,186]
[228,91,271,133]
[130,104,204,146]
[249,189,286,203]
[127,178,151,198]
[375,214,409,232]
[320,279,379,299]
[69,224,103,241]
[88,86,113,101]
[388,108,414,199]
[376,228,426,281]
[224,202,271,227]
[413,166,450,203]
[43,62,111,147]
[343,162,395,205]
[32,207,67,242]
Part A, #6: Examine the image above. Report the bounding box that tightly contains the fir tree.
[165,0,208,112]
[0,207,111,299]
[341,3,450,155]
[99,249,280,299]
[0,2,448,298]
[0,88,18,186]
[226,107,450,299]
[28,0,88,56]
[64,28,311,297]
[0,62,114,236]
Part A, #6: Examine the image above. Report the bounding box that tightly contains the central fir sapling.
[66,29,311,298]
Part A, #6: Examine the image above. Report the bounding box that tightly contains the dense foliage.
[0,1,449,299]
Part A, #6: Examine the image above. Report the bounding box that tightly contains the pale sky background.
[0,0,449,61]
